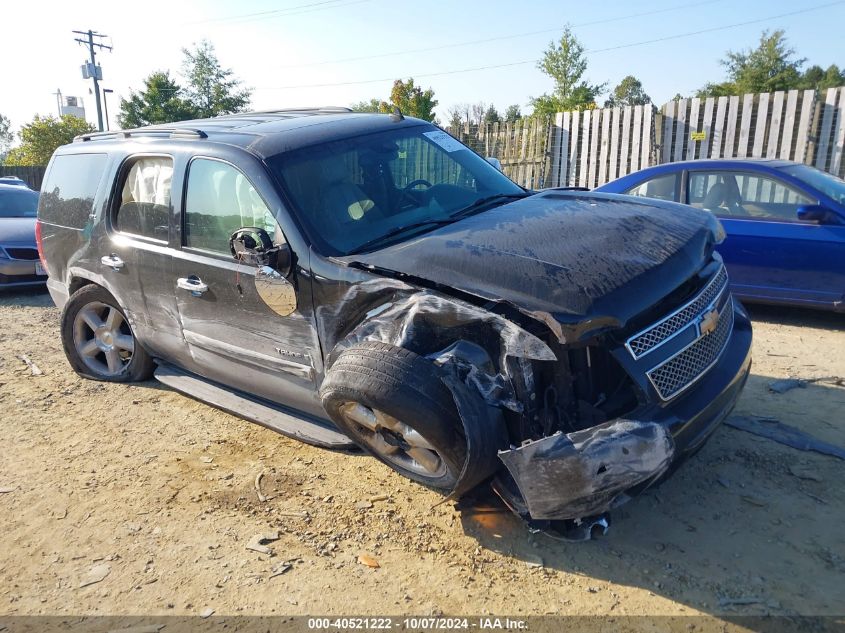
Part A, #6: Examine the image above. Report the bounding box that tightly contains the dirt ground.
[1,288,843,621]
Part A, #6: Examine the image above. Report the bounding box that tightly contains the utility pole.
[73,30,112,131]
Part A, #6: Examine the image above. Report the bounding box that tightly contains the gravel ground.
[0,288,843,620]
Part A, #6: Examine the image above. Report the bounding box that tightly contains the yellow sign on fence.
[690,131,706,141]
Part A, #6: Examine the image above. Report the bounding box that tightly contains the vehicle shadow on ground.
[745,303,844,331]
[457,373,845,619]
[0,286,51,308]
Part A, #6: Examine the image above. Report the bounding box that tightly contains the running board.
[154,363,355,449]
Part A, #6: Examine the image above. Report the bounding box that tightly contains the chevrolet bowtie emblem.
[699,308,720,336]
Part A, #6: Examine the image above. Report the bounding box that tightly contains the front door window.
[184,158,279,254]
[688,171,814,221]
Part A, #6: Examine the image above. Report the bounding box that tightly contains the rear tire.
[320,342,467,491]
[60,284,155,382]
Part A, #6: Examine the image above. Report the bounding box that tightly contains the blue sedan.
[596,159,845,312]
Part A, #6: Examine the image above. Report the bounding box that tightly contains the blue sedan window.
[781,164,845,205]
[689,171,813,221]
[624,174,678,201]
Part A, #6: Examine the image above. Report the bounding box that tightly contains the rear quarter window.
[38,153,108,228]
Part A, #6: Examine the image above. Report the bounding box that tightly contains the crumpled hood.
[0,217,36,245]
[344,191,721,343]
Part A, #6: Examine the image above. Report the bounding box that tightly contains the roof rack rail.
[245,106,354,115]
[74,127,208,143]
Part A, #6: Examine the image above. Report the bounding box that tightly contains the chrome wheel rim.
[338,402,447,478]
[72,301,135,377]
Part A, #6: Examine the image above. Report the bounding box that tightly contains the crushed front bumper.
[495,298,753,522]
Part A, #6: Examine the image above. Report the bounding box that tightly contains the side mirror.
[485,157,503,171]
[796,204,838,224]
[229,227,293,276]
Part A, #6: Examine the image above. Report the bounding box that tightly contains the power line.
[256,0,845,91]
[184,0,370,25]
[272,0,729,69]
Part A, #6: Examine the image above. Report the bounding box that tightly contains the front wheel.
[320,342,467,491]
[60,284,155,382]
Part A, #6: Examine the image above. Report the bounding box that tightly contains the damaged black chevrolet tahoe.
[37,108,752,537]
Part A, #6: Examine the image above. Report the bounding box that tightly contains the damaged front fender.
[498,419,675,521]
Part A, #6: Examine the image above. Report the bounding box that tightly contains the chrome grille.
[627,265,728,359]
[646,302,734,401]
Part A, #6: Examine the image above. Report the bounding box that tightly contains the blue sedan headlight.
[0,247,9,260]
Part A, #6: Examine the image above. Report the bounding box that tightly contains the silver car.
[0,181,45,288]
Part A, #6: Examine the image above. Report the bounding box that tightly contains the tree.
[350,81,438,121]
[531,26,606,115]
[387,78,437,121]
[351,98,384,113]
[800,64,845,90]
[447,103,471,128]
[0,113,12,154]
[698,30,805,96]
[504,105,522,123]
[483,104,501,124]
[605,75,651,107]
[117,71,197,128]
[4,115,95,166]
[181,40,251,118]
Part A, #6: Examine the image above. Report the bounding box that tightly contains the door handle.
[100,254,125,271]
[177,276,209,296]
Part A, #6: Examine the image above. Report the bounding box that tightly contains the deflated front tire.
[320,342,467,491]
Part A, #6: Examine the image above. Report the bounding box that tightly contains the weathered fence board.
[737,93,753,157]
[814,87,845,178]
[630,106,641,171]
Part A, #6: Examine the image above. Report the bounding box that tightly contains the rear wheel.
[320,342,467,491]
[60,284,154,382]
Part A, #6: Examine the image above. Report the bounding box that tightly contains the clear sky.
[1,0,843,132]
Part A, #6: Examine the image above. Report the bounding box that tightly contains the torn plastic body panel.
[498,420,675,521]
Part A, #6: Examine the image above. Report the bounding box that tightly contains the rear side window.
[114,156,173,241]
[625,174,679,202]
[39,153,108,228]
[184,158,277,254]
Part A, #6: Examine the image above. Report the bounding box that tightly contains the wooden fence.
[547,105,655,189]
[660,90,818,164]
[449,85,845,190]
[0,165,47,190]
[445,117,549,189]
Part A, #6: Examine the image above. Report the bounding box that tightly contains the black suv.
[37,108,752,534]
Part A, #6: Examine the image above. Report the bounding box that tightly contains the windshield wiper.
[448,192,530,220]
[351,219,456,253]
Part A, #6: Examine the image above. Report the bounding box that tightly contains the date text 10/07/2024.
[307,617,528,630]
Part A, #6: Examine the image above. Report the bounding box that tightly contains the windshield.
[780,164,845,205]
[0,187,38,218]
[267,124,524,255]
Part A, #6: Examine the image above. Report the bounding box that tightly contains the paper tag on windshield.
[423,130,465,153]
